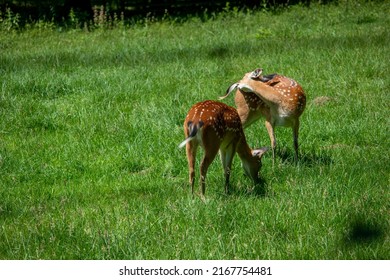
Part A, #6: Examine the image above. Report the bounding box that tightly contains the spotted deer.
[220,68,306,163]
[178,100,267,197]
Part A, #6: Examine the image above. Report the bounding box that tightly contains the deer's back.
[185,100,243,144]
[265,75,306,116]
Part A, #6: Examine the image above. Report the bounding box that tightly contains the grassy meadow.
[0,1,389,259]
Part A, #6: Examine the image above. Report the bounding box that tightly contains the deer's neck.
[236,133,253,162]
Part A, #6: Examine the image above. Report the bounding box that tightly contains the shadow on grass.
[344,218,386,245]
[221,177,270,199]
[250,178,269,197]
[276,148,333,166]
[338,213,389,259]
[4,32,387,75]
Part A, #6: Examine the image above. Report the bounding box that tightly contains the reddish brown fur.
[180,100,266,197]
[231,70,306,162]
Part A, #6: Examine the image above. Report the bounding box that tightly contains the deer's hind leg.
[199,141,219,198]
[186,141,198,196]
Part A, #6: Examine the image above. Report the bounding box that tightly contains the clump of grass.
[0,8,20,32]
[91,5,125,30]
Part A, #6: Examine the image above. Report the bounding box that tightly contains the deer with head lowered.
[178,100,267,197]
[220,68,306,163]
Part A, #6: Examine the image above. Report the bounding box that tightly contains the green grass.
[0,1,389,259]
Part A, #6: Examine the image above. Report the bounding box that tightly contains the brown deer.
[178,100,267,197]
[220,68,306,163]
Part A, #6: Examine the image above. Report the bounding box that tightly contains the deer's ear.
[250,68,263,79]
[252,147,268,158]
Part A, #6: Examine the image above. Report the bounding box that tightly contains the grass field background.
[0,1,389,259]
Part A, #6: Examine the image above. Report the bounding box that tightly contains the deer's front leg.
[292,119,300,162]
[220,142,237,194]
[265,119,276,165]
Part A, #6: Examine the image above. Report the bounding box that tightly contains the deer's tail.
[178,121,204,149]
